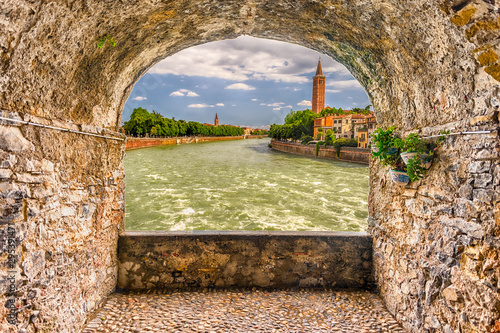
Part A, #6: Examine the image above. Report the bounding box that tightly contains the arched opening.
[122,36,372,232]
[1,1,499,332]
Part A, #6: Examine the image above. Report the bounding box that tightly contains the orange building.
[314,112,377,144]
[312,59,326,113]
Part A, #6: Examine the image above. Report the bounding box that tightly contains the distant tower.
[214,113,219,126]
[312,59,326,114]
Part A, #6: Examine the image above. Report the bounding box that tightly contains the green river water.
[124,138,369,231]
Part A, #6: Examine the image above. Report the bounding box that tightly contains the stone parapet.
[117,231,374,290]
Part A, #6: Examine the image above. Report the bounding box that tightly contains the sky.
[122,36,371,129]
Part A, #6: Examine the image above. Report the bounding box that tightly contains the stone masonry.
[117,231,373,290]
[0,0,499,332]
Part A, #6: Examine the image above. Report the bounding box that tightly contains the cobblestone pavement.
[82,289,406,332]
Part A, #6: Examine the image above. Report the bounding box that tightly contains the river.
[124,138,369,231]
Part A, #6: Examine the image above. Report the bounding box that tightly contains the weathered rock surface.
[0,0,499,332]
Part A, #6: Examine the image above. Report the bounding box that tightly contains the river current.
[124,138,369,231]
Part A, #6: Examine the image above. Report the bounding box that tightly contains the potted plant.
[371,127,410,185]
[395,133,430,182]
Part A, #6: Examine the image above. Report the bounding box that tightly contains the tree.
[351,105,372,115]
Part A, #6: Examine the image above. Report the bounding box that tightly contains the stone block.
[473,189,495,204]
[16,173,43,184]
[0,168,13,180]
[0,126,34,152]
[439,216,483,239]
[458,183,473,200]
[468,161,491,173]
[442,286,459,302]
[493,165,500,186]
[473,173,492,188]
[454,198,478,219]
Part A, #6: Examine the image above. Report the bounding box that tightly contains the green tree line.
[269,109,318,140]
[123,107,244,137]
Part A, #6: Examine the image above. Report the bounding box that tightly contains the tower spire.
[214,113,219,127]
[315,58,323,76]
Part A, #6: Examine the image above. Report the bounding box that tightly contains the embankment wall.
[271,140,370,164]
[126,135,268,150]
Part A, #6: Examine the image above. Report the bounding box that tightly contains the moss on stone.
[450,6,477,27]
[477,49,499,66]
[466,17,500,40]
[485,63,500,82]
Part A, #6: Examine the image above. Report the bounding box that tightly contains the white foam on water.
[124,139,369,232]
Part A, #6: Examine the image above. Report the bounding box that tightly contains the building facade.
[314,112,377,147]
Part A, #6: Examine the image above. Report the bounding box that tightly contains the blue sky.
[122,36,371,129]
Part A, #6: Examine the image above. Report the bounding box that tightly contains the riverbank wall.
[126,135,268,150]
[118,231,373,290]
[270,140,370,164]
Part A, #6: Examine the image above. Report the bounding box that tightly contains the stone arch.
[1,1,499,332]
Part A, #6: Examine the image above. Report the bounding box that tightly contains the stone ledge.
[118,231,373,290]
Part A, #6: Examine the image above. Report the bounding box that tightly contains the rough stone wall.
[0,113,126,332]
[118,231,373,290]
[0,0,499,332]
[367,2,500,332]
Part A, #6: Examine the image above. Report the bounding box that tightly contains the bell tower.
[312,59,326,114]
[214,113,219,127]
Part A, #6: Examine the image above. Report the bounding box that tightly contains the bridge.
[0,1,499,332]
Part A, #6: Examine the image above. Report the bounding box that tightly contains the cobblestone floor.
[82,289,406,332]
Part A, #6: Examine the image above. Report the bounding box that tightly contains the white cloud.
[225,83,256,90]
[267,102,285,107]
[216,103,225,107]
[132,96,147,101]
[327,80,363,89]
[170,89,199,97]
[273,107,281,110]
[148,36,350,84]
[297,100,312,107]
[251,98,259,101]
[260,103,267,106]
[326,89,342,93]
[188,104,214,108]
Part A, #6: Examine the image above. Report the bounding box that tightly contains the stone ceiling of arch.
[0,0,498,130]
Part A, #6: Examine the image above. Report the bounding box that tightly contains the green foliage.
[300,134,314,145]
[436,130,450,147]
[315,141,324,156]
[319,106,344,117]
[350,105,372,114]
[371,126,400,168]
[395,133,427,153]
[251,129,269,135]
[406,156,425,182]
[123,107,244,137]
[97,35,116,48]
[332,138,358,157]
[270,109,320,140]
